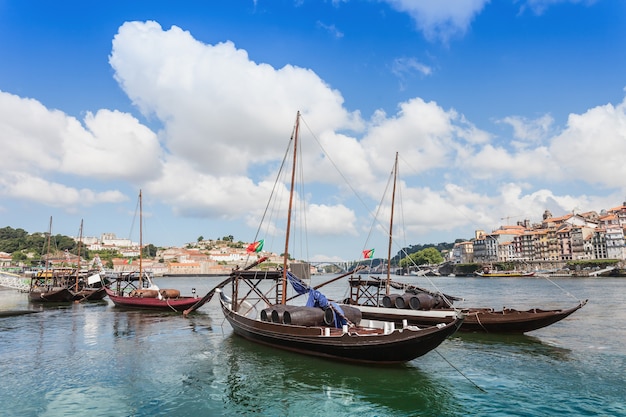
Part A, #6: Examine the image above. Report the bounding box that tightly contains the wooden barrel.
[408,292,437,310]
[323,304,362,326]
[382,293,402,308]
[394,293,414,309]
[159,289,180,299]
[270,305,292,323]
[260,308,272,321]
[282,306,325,326]
[433,294,452,308]
[129,289,159,298]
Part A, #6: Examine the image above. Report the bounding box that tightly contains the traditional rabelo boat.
[346,275,587,333]
[474,267,535,278]
[29,217,107,303]
[68,220,106,302]
[29,217,74,303]
[343,155,586,334]
[29,268,74,303]
[104,191,202,312]
[216,112,463,364]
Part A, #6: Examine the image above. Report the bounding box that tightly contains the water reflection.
[215,335,462,417]
[453,332,571,360]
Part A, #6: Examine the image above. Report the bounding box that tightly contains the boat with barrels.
[104,191,201,312]
[345,275,586,333]
[217,112,463,364]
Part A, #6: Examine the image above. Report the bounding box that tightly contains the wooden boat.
[218,112,463,364]
[474,270,535,278]
[105,284,200,311]
[71,272,107,302]
[29,217,74,303]
[220,267,463,364]
[104,191,200,312]
[343,155,585,334]
[68,220,107,302]
[346,275,587,333]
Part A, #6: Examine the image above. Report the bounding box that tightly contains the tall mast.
[45,216,52,272]
[386,152,398,295]
[282,111,300,304]
[139,190,143,286]
[75,219,83,292]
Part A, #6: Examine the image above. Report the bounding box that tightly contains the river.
[0,275,624,416]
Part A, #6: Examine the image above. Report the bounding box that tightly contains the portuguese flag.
[362,249,374,259]
[247,240,264,253]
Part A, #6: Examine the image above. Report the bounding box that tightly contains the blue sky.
[1,0,626,262]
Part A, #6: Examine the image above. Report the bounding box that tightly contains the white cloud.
[109,21,363,179]
[316,21,344,38]
[498,114,554,145]
[382,0,490,42]
[551,99,626,188]
[0,90,148,208]
[391,57,433,88]
[517,0,594,16]
[0,172,126,209]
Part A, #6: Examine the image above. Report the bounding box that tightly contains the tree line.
[0,226,157,267]
[1,225,463,268]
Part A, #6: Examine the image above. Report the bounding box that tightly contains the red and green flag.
[247,239,264,253]
[362,249,374,259]
[126,258,133,265]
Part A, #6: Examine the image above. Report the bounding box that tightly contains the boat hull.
[29,287,74,303]
[219,297,463,364]
[474,271,536,277]
[105,287,200,311]
[72,287,107,302]
[355,301,586,334]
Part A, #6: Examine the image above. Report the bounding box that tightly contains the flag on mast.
[247,240,264,253]
[362,249,375,259]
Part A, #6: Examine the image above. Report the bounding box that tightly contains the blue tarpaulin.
[286,272,348,328]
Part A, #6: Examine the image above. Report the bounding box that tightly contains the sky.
[1,0,626,262]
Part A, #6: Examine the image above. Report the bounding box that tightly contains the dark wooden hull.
[219,295,463,364]
[72,287,107,302]
[29,287,74,303]
[356,301,586,334]
[460,303,586,332]
[104,287,200,311]
[474,272,535,277]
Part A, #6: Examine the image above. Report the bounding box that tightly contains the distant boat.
[217,112,463,364]
[29,269,74,303]
[68,219,107,302]
[29,217,74,303]
[104,191,201,312]
[474,269,535,278]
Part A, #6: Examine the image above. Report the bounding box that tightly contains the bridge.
[309,261,355,273]
[0,272,30,292]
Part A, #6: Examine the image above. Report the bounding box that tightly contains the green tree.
[142,244,158,258]
[197,236,204,242]
[399,247,444,267]
[11,251,27,262]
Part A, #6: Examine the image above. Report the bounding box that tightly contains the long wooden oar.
[182,256,268,317]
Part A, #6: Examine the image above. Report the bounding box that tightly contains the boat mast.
[386,152,398,295]
[139,190,143,287]
[75,219,83,292]
[282,111,300,305]
[45,216,52,273]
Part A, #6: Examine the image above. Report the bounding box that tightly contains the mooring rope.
[434,349,487,393]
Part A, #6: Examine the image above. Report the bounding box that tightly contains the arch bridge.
[308,261,355,274]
